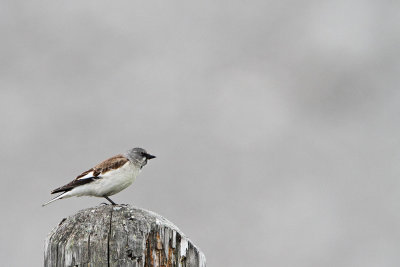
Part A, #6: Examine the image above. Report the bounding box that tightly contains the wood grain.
[44,205,206,267]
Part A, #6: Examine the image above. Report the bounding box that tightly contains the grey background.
[1,1,399,266]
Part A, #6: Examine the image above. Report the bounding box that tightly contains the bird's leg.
[104,196,117,205]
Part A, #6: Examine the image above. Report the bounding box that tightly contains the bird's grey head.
[125,147,156,168]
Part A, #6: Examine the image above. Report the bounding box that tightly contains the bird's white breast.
[70,162,141,197]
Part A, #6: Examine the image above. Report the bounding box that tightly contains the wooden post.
[44,205,206,267]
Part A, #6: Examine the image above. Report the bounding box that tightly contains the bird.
[42,147,155,206]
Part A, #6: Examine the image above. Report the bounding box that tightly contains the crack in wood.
[56,243,58,267]
[87,234,91,263]
[107,206,113,267]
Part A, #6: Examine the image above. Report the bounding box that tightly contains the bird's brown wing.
[91,154,129,176]
[51,154,129,194]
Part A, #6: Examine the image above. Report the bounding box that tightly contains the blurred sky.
[1,0,400,266]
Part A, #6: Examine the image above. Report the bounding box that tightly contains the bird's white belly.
[70,162,140,197]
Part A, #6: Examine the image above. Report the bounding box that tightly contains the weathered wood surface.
[44,205,206,267]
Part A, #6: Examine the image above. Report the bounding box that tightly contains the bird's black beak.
[144,153,156,160]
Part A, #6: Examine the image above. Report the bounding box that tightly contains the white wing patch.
[77,171,95,180]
